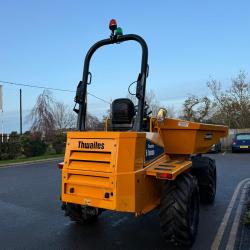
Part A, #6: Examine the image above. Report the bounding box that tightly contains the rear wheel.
[191,156,217,204]
[63,203,101,224]
[159,173,199,247]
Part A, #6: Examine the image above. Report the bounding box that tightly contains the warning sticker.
[178,121,189,127]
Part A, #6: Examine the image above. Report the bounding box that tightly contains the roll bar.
[75,34,148,131]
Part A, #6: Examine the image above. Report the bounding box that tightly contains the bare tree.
[127,89,171,116]
[29,90,104,135]
[207,71,250,128]
[145,89,162,116]
[182,95,211,122]
[86,113,103,130]
[53,102,77,130]
[166,105,177,118]
[29,90,56,138]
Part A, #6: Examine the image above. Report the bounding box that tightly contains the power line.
[0,80,111,104]
[87,92,111,104]
[0,80,74,92]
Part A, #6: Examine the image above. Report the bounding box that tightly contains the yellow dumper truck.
[59,20,228,247]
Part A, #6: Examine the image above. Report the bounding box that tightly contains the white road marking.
[225,181,250,250]
[222,151,226,156]
[211,178,250,250]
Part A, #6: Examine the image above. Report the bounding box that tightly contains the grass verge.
[0,154,64,166]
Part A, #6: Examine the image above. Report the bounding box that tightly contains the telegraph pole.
[20,89,22,135]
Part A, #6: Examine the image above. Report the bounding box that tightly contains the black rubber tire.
[159,173,200,247]
[191,156,217,204]
[64,203,101,224]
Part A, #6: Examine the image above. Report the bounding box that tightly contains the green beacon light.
[115,27,123,36]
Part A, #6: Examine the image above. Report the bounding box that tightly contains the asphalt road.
[0,153,250,250]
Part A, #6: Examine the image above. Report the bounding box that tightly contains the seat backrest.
[111,98,135,130]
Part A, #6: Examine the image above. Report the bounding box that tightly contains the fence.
[220,128,250,149]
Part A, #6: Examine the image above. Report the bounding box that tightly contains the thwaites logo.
[78,141,105,149]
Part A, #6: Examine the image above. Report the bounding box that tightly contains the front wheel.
[159,173,199,247]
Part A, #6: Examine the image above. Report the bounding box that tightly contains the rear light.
[58,162,64,169]
[156,172,173,180]
[232,139,236,145]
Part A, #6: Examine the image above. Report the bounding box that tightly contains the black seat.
[111,98,135,131]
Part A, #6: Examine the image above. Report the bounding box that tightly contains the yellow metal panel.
[67,131,145,139]
[116,173,135,212]
[68,160,111,173]
[62,169,116,210]
[68,138,116,152]
[63,194,115,210]
[67,174,113,189]
[63,169,112,177]
[114,135,146,212]
[134,171,161,215]
[62,132,148,213]
[70,151,111,162]
[155,118,228,154]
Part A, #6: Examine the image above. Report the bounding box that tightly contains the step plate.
[145,155,192,180]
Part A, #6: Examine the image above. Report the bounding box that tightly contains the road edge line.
[0,157,63,169]
[225,180,250,250]
[211,178,250,250]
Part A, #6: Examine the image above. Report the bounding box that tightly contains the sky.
[0,0,250,133]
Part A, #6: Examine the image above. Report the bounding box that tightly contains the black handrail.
[76,34,148,131]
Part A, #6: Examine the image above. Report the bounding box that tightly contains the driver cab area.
[111,98,135,131]
[74,21,150,133]
[110,98,152,132]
